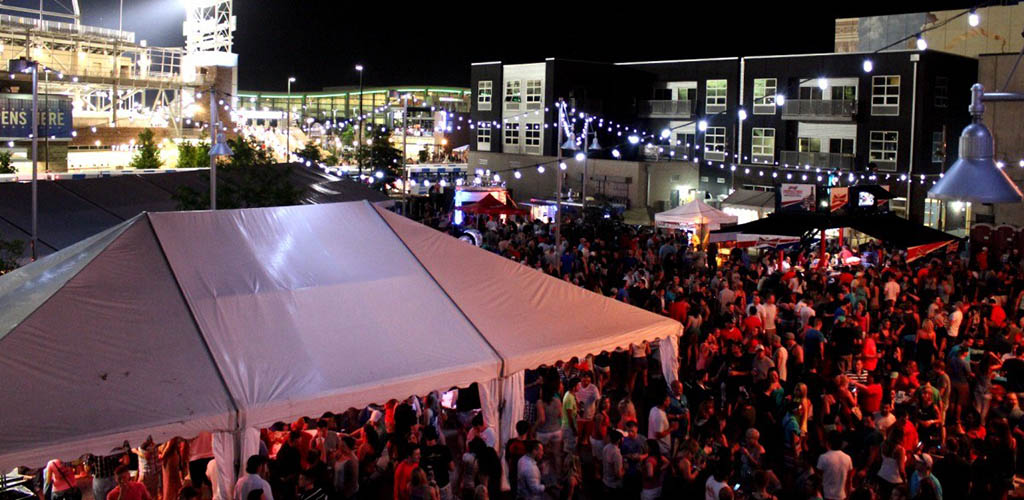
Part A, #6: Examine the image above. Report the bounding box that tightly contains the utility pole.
[555,99,564,245]
[30,62,38,260]
[286,77,295,162]
[356,65,364,177]
[402,96,409,210]
[582,118,589,212]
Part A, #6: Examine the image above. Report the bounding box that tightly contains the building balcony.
[780,99,857,121]
[780,150,855,170]
[639,100,693,119]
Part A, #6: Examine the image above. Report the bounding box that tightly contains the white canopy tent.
[0,201,681,497]
[654,199,738,229]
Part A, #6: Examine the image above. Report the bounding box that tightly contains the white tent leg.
[499,371,525,492]
[660,335,680,389]
[213,428,260,500]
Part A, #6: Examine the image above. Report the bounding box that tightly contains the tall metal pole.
[43,70,48,172]
[555,99,564,245]
[582,118,588,212]
[402,96,408,195]
[356,66,364,177]
[210,88,217,210]
[286,78,293,162]
[30,64,38,261]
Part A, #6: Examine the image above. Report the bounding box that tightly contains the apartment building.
[469,49,977,227]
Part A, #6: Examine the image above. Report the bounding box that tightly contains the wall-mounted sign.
[0,93,73,140]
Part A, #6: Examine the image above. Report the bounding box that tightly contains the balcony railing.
[780,150,855,170]
[780,99,856,121]
[639,100,693,118]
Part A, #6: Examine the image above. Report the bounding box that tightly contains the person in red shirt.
[742,305,763,338]
[989,297,1007,329]
[852,373,883,415]
[720,322,742,344]
[393,445,420,500]
[107,465,151,500]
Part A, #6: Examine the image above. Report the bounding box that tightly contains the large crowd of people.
[28,208,1024,500]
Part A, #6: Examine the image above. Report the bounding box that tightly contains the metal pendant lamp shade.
[589,135,601,150]
[929,84,1023,203]
[209,133,234,157]
[561,133,577,150]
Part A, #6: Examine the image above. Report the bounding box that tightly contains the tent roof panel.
[378,207,682,375]
[148,203,502,428]
[0,218,234,470]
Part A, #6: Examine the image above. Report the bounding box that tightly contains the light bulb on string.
[969,9,980,27]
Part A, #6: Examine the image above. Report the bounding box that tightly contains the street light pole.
[582,118,589,212]
[355,64,364,177]
[30,63,38,260]
[555,99,564,245]
[286,76,295,162]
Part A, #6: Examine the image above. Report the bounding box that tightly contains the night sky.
[13,0,986,91]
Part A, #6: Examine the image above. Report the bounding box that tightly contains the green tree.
[355,126,402,191]
[339,126,356,149]
[129,128,163,170]
[172,136,302,210]
[417,149,429,164]
[296,141,322,165]
[0,236,25,274]
[0,150,15,174]
[176,141,211,169]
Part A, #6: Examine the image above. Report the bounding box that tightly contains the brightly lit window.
[706,80,727,109]
[477,123,491,144]
[753,78,776,111]
[798,137,821,153]
[751,128,775,162]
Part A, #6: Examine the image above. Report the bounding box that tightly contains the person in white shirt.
[647,395,673,455]
[205,459,218,500]
[884,276,901,304]
[816,432,853,500]
[466,413,496,449]
[948,301,966,339]
[761,295,779,335]
[772,334,789,383]
[516,441,545,500]
[233,456,273,500]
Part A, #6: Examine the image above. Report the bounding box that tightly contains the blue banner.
[0,93,73,140]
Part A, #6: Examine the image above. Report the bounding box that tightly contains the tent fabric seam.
[0,217,136,345]
[145,212,244,432]
[371,202,508,377]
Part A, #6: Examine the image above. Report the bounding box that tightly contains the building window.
[932,128,946,164]
[831,85,857,101]
[706,80,727,112]
[504,123,520,145]
[677,87,696,102]
[923,198,942,229]
[653,88,672,100]
[477,80,492,110]
[504,80,521,110]
[524,123,541,146]
[525,80,543,105]
[717,177,726,184]
[477,123,491,151]
[935,77,948,108]
[871,75,900,115]
[798,137,822,153]
[829,138,854,155]
[869,130,898,169]
[751,128,775,162]
[700,176,709,183]
[799,87,823,100]
[753,78,777,114]
[705,126,726,154]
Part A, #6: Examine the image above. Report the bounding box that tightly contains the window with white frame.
[932,128,946,164]
[872,75,900,115]
[524,123,541,147]
[869,130,898,168]
[751,128,775,162]
[505,80,521,105]
[476,123,491,151]
[753,78,777,113]
[705,126,726,153]
[798,137,821,153]
[526,80,542,104]
[504,122,520,145]
[706,80,727,111]
[477,80,492,110]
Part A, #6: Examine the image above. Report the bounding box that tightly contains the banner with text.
[779,183,816,212]
[0,93,73,140]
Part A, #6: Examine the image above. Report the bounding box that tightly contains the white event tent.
[0,201,681,497]
[654,199,738,230]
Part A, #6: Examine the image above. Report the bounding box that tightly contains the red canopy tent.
[461,193,529,216]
